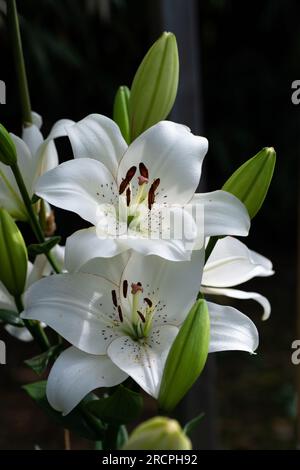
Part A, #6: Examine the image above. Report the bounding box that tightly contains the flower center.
[111,280,155,340]
[119,163,161,224]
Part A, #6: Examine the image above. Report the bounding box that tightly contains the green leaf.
[27,236,61,256]
[24,344,63,375]
[23,381,105,441]
[183,412,205,437]
[0,308,24,326]
[86,385,143,424]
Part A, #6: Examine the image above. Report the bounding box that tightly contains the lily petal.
[202,286,271,321]
[0,281,14,310]
[120,250,204,325]
[5,325,33,342]
[35,158,118,225]
[107,325,178,398]
[65,227,127,272]
[47,346,127,415]
[66,114,127,177]
[22,272,122,354]
[118,121,208,205]
[208,301,259,354]
[191,191,250,238]
[22,123,43,157]
[203,236,274,287]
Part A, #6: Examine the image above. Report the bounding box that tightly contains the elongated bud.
[122,417,192,450]
[223,147,276,219]
[113,86,130,144]
[129,32,179,141]
[0,208,27,296]
[0,123,17,166]
[158,299,210,412]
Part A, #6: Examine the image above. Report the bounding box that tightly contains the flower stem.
[14,295,50,351]
[11,162,60,274]
[7,0,32,126]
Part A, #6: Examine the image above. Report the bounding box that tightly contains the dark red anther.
[111,290,118,307]
[139,162,149,179]
[137,311,146,323]
[119,166,137,194]
[118,305,123,322]
[126,187,131,206]
[123,280,128,298]
[148,178,160,209]
[144,297,153,307]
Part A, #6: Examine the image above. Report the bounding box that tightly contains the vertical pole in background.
[149,0,218,450]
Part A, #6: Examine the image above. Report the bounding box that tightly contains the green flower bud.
[122,417,192,450]
[0,208,27,296]
[129,32,179,141]
[158,299,210,412]
[0,123,17,166]
[113,86,131,144]
[222,147,276,219]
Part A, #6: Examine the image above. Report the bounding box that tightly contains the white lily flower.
[0,112,72,221]
[34,114,250,264]
[22,250,258,415]
[0,244,64,341]
[202,236,274,320]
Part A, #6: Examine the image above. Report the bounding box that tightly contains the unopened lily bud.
[223,147,276,219]
[113,86,130,144]
[0,123,17,166]
[0,208,27,296]
[158,299,210,412]
[122,417,192,450]
[129,32,179,140]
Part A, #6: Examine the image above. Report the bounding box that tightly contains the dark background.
[0,0,298,449]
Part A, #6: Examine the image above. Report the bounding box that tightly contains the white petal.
[35,158,118,225]
[5,325,33,342]
[203,236,274,287]
[47,346,127,415]
[27,245,65,286]
[22,123,43,156]
[207,301,259,354]
[0,163,27,220]
[65,227,127,272]
[191,191,250,238]
[22,272,122,354]
[11,133,38,196]
[31,111,43,129]
[118,121,208,204]
[202,286,271,321]
[124,237,191,262]
[67,114,127,177]
[121,250,204,325]
[47,118,75,140]
[79,252,130,285]
[107,325,178,398]
[0,281,14,310]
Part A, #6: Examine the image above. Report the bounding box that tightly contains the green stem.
[11,162,60,273]
[14,295,50,351]
[7,0,32,126]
